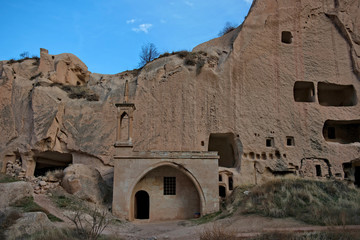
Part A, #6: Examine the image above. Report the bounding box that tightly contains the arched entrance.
[135,190,149,219]
[131,165,201,221]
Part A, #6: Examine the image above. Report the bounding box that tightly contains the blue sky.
[0,0,252,74]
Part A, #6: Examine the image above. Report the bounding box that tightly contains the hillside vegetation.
[231,179,360,226]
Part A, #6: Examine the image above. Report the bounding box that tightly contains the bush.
[45,169,64,181]
[251,231,360,240]
[184,53,197,66]
[218,22,237,36]
[176,50,190,58]
[158,52,171,58]
[237,179,360,225]
[0,210,22,239]
[67,207,110,240]
[0,173,19,183]
[51,84,100,101]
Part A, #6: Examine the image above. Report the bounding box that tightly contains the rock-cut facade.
[0,0,360,221]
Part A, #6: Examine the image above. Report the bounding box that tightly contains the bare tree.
[218,22,237,37]
[19,51,29,59]
[67,207,110,240]
[139,43,159,67]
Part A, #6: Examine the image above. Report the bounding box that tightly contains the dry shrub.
[176,50,190,58]
[184,53,197,66]
[0,209,22,239]
[67,206,110,240]
[51,84,100,101]
[238,179,360,225]
[25,227,81,240]
[46,169,64,181]
[199,224,237,240]
[252,231,360,240]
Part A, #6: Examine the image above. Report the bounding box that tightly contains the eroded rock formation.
[0,0,359,188]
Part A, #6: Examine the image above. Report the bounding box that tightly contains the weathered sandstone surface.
[62,164,110,204]
[0,0,359,187]
[5,212,53,239]
[0,182,33,208]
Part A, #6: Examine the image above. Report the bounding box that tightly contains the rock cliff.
[1,0,359,186]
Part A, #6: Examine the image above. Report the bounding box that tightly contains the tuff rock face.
[0,0,359,186]
[0,182,33,208]
[62,164,110,204]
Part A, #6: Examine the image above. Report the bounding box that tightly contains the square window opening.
[266,138,274,147]
[282,31,293,44]
[286,137,295,146]
[294,81,315,102]
[164,177,176,195]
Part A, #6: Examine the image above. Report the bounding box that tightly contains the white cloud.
[126,19,136,24]
[132,24,153,33]
[184,1,193,7]
[243,0,253,4]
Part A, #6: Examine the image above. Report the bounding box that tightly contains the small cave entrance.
[343,160,360,188]
[300,158,331,178]
[228,177,233,191]
[34,151,73,177]
[318,82,357,107]
[293,81,315,102]
[219,186,226,198]
[323,120,360,144]
[135,190,150,219]
[208,133,239,168]
[281,31,293,44]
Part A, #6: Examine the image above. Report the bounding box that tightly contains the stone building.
[112,96,219,221]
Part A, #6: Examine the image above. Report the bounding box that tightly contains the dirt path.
[33,194,360,240]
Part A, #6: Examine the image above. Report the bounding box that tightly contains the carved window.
[294,81,315,102]
[282,31,293,44]
[266,138,274,147]
[286,136,295,146]
[164,177,176,195]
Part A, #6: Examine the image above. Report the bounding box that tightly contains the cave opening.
[34,151,73,177]
[293,81,315,102]
[323,120,360,144]
[318,82,357,107]
[208,133,239,168]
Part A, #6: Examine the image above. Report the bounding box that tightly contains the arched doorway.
[135,190,149,219]
[131,165,201,221]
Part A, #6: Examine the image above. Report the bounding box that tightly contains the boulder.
[0,181,33,208]
[5,212,53,239]
[62,164,109,204]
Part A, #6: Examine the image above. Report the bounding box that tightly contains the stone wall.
[112,151,219,221]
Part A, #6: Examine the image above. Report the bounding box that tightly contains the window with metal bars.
[163,177,176,195]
